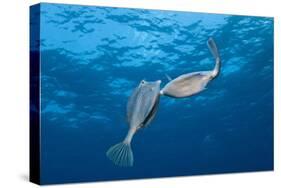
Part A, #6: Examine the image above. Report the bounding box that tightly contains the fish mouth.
[156,80,161,84]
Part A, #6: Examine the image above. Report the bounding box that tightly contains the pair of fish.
[106,38,221,167]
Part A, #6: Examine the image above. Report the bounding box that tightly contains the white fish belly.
[162,73,210,98]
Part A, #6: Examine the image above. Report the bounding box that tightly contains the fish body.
[160,38,221,98]
[127,80,161,129]
[106,80,161,167]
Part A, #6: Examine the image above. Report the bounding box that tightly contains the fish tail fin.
[106,142,134,167]
[207,37,221,78]
[106,128,136,167]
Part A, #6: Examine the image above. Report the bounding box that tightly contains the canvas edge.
[29,3,41,185]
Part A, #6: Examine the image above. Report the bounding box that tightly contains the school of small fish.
[106,38,221,167]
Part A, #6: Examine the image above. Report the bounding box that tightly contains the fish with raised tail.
[160,38,221,98]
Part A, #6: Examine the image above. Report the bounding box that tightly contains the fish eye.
[141,80,145,85]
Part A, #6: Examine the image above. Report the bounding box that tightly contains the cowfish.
[160,38,221,98]
[106,80,161,167]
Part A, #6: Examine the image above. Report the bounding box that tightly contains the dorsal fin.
[165,74,172,81]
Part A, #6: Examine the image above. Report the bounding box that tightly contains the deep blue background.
[35,3,273,184]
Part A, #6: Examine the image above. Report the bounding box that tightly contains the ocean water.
[31,3,273,184]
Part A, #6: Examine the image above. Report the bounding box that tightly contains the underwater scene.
[32,3,273,184]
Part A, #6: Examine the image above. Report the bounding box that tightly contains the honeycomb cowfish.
[106,80,161,167]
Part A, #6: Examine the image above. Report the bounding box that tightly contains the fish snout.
[156,80,162,84]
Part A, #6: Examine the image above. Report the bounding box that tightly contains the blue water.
[32,3,273,184]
